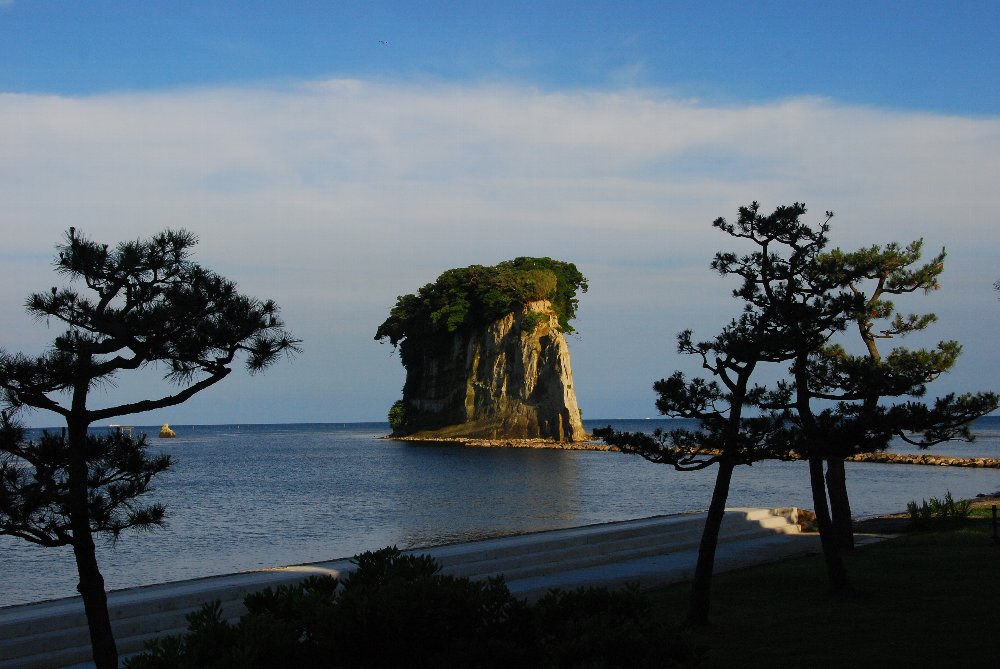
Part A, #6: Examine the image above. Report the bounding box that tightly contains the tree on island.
[0,228,299,669]
[599,202,997,623]
[376,256,587,353]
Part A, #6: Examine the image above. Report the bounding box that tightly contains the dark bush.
[531,585,693,668]
[125,547,698,669]
[124,577,340,669]
[328,547,531,668]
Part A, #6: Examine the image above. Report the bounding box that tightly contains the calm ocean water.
[3,417,999,607]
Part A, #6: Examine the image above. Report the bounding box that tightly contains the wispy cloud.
[2,79,998,424]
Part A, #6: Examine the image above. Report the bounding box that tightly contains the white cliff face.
[405,300,586,441]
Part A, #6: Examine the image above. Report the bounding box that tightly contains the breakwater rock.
[846,452,1000,468]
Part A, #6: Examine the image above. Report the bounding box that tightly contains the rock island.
[375,257,588,442]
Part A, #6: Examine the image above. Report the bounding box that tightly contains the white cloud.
[2,80,998,425]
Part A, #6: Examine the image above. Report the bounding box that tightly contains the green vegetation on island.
[374,257,588,365]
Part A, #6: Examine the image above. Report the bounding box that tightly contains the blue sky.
[4,1,999,113]
[2,1,999,427]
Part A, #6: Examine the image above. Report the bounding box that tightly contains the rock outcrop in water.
[376,258,588,442]
[403,299,585,441]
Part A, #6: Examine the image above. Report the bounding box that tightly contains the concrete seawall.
[1,508,821,669]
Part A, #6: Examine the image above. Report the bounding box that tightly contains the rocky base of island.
[386,435,1000,467]
[386,435,610,450]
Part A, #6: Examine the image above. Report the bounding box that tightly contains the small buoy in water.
[159,423,177,438]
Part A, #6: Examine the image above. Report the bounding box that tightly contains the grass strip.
[647,515,1000,668]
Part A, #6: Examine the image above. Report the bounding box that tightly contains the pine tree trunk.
[825,457,855,550]
[686,457,736,628]
[72,532,118,668]
[808,456,850,593]
[67,421,119,669]
[795,356,850,592]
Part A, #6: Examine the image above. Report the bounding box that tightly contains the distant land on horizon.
[24,417,678,431]
[20,415,1000,432]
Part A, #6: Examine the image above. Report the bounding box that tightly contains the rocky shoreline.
[387,435,1000,467]
[387,435,614,450]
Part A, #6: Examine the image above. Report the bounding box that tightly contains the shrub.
[124,578,340,669]
[127,547,699,669]
[521,310,545,334]
[531,585,695,668]
[387,399,408,432]
[331,547,531,668]
[907,490,973,530]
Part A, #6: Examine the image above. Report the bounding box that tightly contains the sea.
[3,417,999,608]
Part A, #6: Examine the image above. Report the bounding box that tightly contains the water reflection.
[387,441,582,547]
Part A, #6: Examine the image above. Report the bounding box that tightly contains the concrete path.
[0,508,852,669]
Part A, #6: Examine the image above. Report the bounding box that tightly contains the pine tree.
[809,240,997,550]
[0,228,299,669]
[600,202,997,619]
[598,202,847,624]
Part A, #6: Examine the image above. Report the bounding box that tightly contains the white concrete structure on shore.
[1,508,823,669]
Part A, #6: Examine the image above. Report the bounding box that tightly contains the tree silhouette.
[600,202,997,620]
[595,321,792,628]
[805,241,997,550]
[709,203,865,590]
[710,206,995,592]
[0,228,299,669]
[598,202,844,625]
